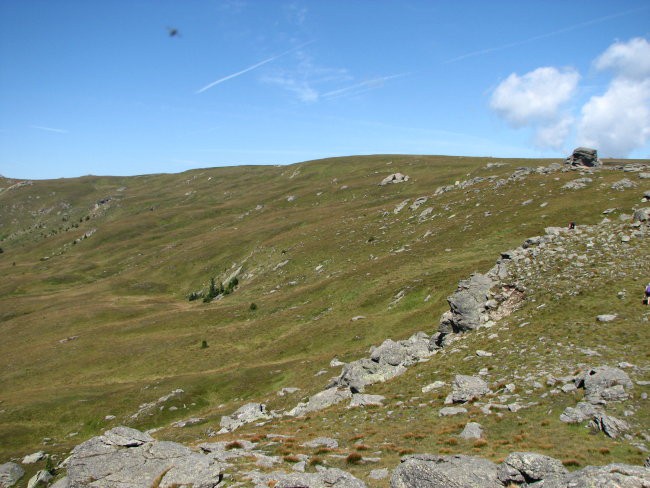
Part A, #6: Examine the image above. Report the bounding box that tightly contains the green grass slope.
[0,155,648,476]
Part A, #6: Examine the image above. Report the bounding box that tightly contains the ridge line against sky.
[0,0,649,179]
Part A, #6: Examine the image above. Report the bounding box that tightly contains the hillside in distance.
[0,154,649,486]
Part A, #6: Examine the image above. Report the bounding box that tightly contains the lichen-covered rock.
[440,273,495,333]
[379,173,409,186]
[558,463,650,487]
[391,454,501,488]
[0,462,25,488]
[65,426,222,488]
[560,401,600,424]
[450,375,491,403]
[590,413,630,439]
[459,422,483,440]
[497,452,567,484]
[580,366,633,404]
[565,147,601,167]
[274,466,366,488]
[220,402,270,432]
[287,388,352,417]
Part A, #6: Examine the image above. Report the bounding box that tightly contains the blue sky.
[1,0,649,179]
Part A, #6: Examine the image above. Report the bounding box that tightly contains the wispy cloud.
[30,125,68,133]
[195,41,314,94]
[446,6,650,63]
[322,73,410,100]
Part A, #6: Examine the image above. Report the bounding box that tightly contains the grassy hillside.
[0,155,648,479]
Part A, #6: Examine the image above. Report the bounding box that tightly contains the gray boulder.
[440,273,495,333]
[562,177,593,190]
[565,147,601,167]
[287,388,352,417]
[391,454,502,488]
[560,401,600,424]
[557,463,650,487]
[497,452,567,484]
[220,402,270,432]
[275,466,366,488]
[611,178,637,191]
[302,437,339,449]
[65,426,222,487]
[335,358,406,393]
[459,422,483,440]
[26,470,52,488]
[0,462,25,488]
[22,451,46,464]
[580,366,632,404]
[590,413,630,439]
[633,207,650,222]
[379,173,409,186]
[439,406,468,416]
[451,375,491,403]
[349,394,385,408]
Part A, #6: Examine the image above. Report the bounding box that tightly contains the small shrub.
[355,444,370,451]
[398,448,414,456]
[349,434,364,442]
[314,447,332,455]
[309,456,324,466]
[225,441,243,450]
[346,452,363,464]
[598,447,610,455]
[562,459,581,467]
[473,439,488,448]
[445,437,458,446]
[200,340,208,349]
[283,455,300,463]
[249,302,257,311]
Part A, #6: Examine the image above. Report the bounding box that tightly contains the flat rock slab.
[65,426,222,488]
[392,454,501,488]
[0,462,25,488]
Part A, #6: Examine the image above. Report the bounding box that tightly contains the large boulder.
[633,207,650,222]
[219,402,270,432]
[559,463,650,487]
[379,173,409,186]
[440,273,495,333]
[287,388,352,417]
[565,147,602,167]
[391,454,502,488]
[275,467,366,488]
[450,375,491,403]
[65,426,222,487]
[579,366,633,404]
[0,462,24,488]
[497,452,567,484]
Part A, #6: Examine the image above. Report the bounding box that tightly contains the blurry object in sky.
[167,27,180,38]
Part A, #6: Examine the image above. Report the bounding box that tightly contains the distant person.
[569,222,576,230]
[645,283,650,305]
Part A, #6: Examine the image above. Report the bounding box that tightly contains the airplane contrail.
[446,6,649,63]
[30,125,68,133]
[196,41,314,94]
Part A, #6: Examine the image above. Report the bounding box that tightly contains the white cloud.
[490,67,580,127]
[594,37,650,80]
[577,37,650,157]
[534,116,574,150]
[577,78,650,157]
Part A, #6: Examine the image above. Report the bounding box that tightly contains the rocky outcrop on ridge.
[391,453,650,488]
[565,147,602,167]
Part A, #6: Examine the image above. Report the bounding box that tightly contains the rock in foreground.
[63,426,222,487]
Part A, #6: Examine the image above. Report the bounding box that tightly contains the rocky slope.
[1,156,649,486]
